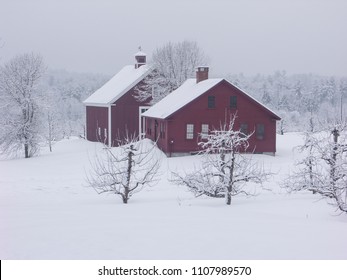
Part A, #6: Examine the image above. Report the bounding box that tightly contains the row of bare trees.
[87,116,271,205]
[86,116,347,214]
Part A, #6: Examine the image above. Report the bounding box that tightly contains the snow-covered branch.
[134,41,208,105]
[283,126,347,213]
[172,115,272,205]
[86,137,161,204]
[0,53,45,158]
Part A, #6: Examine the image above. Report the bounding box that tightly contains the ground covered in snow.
[0,133,346,260]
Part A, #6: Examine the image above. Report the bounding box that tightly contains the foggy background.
[1,0,346,76]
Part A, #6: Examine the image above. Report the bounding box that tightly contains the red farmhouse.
[142,67,281,156]
[83,52,152,145]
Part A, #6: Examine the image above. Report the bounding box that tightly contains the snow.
[83,64,152,105]
[142,78,280,120]
[0,133,346,260]
[142,78,222,119]
[134,51,147,56]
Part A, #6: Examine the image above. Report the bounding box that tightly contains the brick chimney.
[196,66,209,83]
[134,48,147,69]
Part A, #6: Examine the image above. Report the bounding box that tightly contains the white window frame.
[201,124,209,139]
[186,124,194,139]
[139,106,151,139]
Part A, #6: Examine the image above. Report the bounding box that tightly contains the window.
[137,56,145,63]
[230,96,237,109]
[208,96,215,108]
[256,124,265,140]
[201,124,209,139]
[240,123,248,137]
[186,124,194,139]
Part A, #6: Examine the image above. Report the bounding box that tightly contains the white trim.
[108,68,152,105]
[84,103,109,107]
[139,106,151,139]
[108,104,112,147]
[83,64,153,105]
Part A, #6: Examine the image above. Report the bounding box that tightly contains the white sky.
[0,0,346,76]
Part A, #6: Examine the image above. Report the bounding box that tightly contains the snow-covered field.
[0,133,346,260]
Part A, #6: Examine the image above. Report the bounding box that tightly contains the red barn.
[142,67,281,156]
[83,52,152,145]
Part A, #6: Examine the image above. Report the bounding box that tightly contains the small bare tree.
[134,41,208,104]
[172,116,271,205]
[45,110,59,152]
[0,53,45,158]
[86,137,161,204]
[284,124,347,213]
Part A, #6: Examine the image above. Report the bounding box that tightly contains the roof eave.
[84,102,110,107]
[108,66,153,104]
[223,79,282,120]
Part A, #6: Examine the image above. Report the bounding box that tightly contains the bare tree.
[134,41,208,104]
[0,53,45,158]
[284,124,347,213]
[45,110,59,152]
[172,116,271,205]
[86,137,161,204]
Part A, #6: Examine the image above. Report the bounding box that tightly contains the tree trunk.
[122,146,134,204]
[122,193,128,204]
[226,192,231,205]
[330,128,339,188]
[24,143,29,158]
[226,149,236,205]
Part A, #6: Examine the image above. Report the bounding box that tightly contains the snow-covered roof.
[83,64,152,105]
[134,51,147,56]
[142,78,222,119]
[142,78,281,120]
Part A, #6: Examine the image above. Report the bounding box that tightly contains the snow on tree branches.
[0,53,45,158]
[283,124,347,213]
[134,41,208,104]
[86,137,161,204]
[172,116,271,205]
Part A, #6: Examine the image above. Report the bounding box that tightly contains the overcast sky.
[1,0,346,77]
